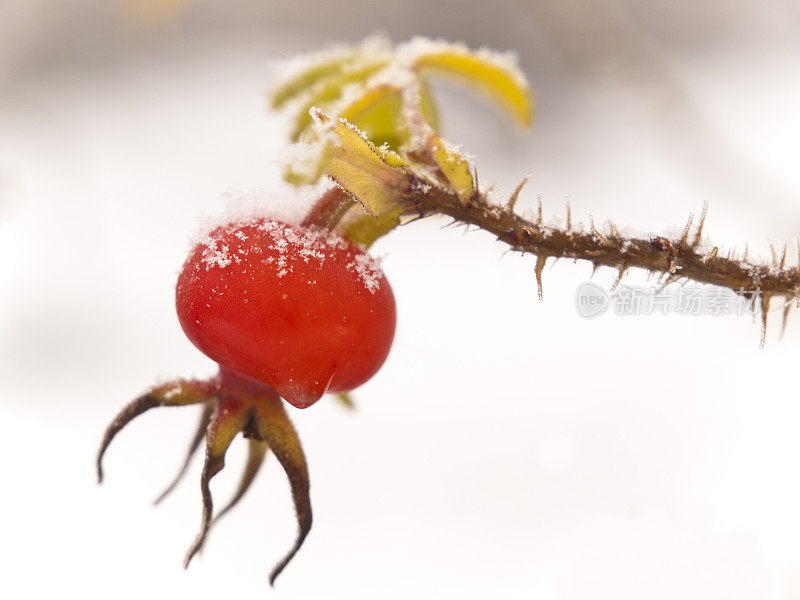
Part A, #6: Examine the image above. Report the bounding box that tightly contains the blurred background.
[2,1,800,598]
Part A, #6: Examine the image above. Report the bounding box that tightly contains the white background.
[3,1,800,598]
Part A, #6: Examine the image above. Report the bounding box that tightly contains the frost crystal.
[346,253,384,294]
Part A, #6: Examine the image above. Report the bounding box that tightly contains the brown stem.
[301,186,353,229]
[401,176,800,300]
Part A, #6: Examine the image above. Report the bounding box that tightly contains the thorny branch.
[394,170,800,344]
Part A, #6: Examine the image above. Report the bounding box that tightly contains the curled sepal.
[310,108,407,216]
[212,438,268,524]
[406,40,534,128]
[431,136,474,202]
[184,396,253,568]
[154,402,215,505]
[97,379,212,483]
[253,397,312,586]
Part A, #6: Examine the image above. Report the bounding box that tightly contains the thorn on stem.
[760,293,771,349]
[565,199,572,231]
[507,173,532,212]
[679,213,693,247]
[780,298,792,341]
[692,202,708,248]
[611,264,628,292]
[534,254,547,300]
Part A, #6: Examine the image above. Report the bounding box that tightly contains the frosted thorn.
[679,213,693,247]
[590,217,607,242]
[473,164,480,194]
[656,272,681,293]
[743,243,749,263]
[534,254,547,300]
[537,195,543,223]
[770,242,778,267]
[565,199,572,231]
[507,173,532,212]
[692,202,708,248]
[610,264,628,293]
[758,293,771,348]
[780,298,792,340]
[780,242,788,270]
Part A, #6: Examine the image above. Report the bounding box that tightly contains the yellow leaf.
[289,59,391,140]
[431,137,473,201]
[344,204,403,247]
[312,109,407,216]
[410,43,533,128]
[418,79,440,131]
[339,85,409,150]
[270,37,391,109]
[271,52,358,110]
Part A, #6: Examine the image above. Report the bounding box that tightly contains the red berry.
[176,218,396,408]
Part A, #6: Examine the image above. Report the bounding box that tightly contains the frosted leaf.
[395,36,529,89]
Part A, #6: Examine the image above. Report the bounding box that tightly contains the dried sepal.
[184,396,254,568]
[97,379,212,483]
[154,402,215,505]
[212,438,269,524]
[253,395,312,586]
